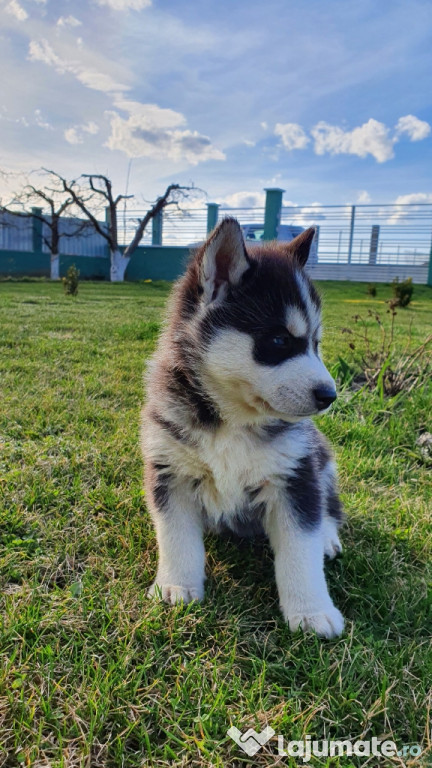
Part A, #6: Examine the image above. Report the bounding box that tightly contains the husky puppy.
[142,218,345,638]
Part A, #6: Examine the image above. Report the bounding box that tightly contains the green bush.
[392,276,413,307]
[62,265,80,296]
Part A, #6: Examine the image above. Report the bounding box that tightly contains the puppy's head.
[185,218,336,423]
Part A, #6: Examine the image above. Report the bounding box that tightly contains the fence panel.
[280,204,432,267]
[155,207,208,246]
[1,201,431,283]
[0,211,33,251]
[45,218,108,257]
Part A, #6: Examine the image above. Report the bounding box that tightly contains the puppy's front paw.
[147,581,204,605]
[287,605,344,638]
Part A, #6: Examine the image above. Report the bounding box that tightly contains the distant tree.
[56,172,198,281]
[0,169,91,280]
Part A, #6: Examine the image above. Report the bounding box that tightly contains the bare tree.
[57,172,198,281]
[0,170,91,280]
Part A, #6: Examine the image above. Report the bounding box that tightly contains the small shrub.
[338,304,431,399]
[62,265,80,296]
[392,276,413,307]
[366,283,377,297]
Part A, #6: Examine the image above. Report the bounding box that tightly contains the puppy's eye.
[272,334,291,347]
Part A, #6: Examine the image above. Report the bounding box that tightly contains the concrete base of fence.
[0,250,50,277]
[60,255,110,280]
[0,247,429,285]
[0,245,191,282]
[125,246,190,281]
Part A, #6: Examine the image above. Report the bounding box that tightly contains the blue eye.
[272,335,290,346]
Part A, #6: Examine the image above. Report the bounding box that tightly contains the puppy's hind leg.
[323,517,342,560]
[322,463,345,560]
[146,467,205,605]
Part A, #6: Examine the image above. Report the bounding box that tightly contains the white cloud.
[57,15,82,28]
[28,39,129,93]
[393,192,432,204]
[284,202,326,225]
[273,114,431,163]
[387,192,432,223]
[64,127,81,145]
[84,121,99,135]
[77,70,127,92]
[5,0,28,21]
[311,118,395,163]
[0,109,29,127]
[34,109,52,130]
[95,0,151,9]
[357,190,371,203]
[64,121,99,145]
[274,122,309,151]
[219,191,266,208]
[395,114,431,141]
[28,39,68,71]
[105,99,225,165]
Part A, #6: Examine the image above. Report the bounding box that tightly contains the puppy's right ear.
[199,218,250,304]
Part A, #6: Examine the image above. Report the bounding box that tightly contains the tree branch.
[124,184,196,258]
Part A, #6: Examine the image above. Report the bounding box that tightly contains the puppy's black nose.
[313,387,337,411]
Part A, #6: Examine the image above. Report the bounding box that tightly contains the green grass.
[0,279,431,768]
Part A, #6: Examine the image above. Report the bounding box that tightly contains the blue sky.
[1,0,432,208]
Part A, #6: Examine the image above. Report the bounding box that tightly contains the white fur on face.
[203,330,336,422]
[296,272,321,336]
[285,306,308,338]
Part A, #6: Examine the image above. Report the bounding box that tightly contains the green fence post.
[263,188,285,240]
[31,207,43,253]
[207,203,219,234]
[152,209,163,245]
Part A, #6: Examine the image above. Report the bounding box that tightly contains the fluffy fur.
[141,218,345,638]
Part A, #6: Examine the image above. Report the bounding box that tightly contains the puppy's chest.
[178,428,301,519]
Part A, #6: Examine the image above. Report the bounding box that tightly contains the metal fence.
[280,204,431,266]
[122,202,432,267]
[1,200,431,284]
[0,211,33,251]
[0,211,107,257]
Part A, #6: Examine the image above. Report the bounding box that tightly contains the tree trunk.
[51,253,60,280]
[110,249,130,282]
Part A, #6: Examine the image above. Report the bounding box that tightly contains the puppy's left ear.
[199,217,250,304]
[286,227,316,267]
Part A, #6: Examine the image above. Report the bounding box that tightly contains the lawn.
[0,279,431,768]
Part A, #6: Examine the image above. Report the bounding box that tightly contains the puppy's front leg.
[266,497,344,638]
[147,470,205,605]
